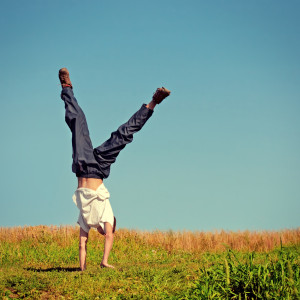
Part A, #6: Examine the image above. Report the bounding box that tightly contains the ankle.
[146,100,156,111]
[61,84,72,89]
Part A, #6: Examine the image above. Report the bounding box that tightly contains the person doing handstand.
[59,68,171,270]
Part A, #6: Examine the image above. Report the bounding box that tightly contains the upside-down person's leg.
[93,87,171,179]
[79,227,89,271]
[59,68,103,179]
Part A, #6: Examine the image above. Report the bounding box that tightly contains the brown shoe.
[152,87,171,104]
[58,68,72,88]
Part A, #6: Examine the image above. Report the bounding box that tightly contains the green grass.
[0,227,299,299]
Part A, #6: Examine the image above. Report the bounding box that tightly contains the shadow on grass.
[25,267,81,272]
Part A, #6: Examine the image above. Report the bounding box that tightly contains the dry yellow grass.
[136,228,300,253]
[1,226,299,253]
[0,225,78,247]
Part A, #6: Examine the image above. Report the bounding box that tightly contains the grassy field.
[0,226,299,299]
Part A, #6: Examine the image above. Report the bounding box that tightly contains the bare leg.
[79,227,88,271]
[146,99,157,111]
[98,222,114,268]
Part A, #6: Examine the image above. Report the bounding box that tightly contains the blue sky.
[1,0,299,231]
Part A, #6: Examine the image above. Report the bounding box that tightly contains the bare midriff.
[77,177,103,191]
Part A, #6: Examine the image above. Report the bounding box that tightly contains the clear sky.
[1,0,299,231]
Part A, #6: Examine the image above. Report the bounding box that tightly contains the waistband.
[76,172,104,180]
